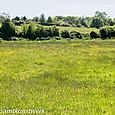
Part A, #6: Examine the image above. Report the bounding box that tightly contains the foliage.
[90,31,100,39]
[99,26,115,39]
[0,11,115,40]
[47,16,53,23]
[0,19,16,39]
[32,17,39,22]
[21,16,27,21]
[61,30,70,38]
[39,13,46,23]
[90,17,104,29]
[70,31,82,39]
[51,26,59,37]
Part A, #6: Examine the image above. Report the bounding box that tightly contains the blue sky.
[0,0,115,18]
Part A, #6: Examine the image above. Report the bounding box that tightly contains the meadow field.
[0,39,115,114]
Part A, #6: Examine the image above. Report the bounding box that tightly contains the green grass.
[57,26,99,34]
[0,40,115,114]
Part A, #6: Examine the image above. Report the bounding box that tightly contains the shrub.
[52,26,59,37]
[70,31,82,39]
[90,31,100,39]
[61,30,70,38]
[99,26,115,39]
[99,28,108,39]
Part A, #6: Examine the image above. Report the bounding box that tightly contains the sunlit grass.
[57,26,99,34]
[0,40,115,114]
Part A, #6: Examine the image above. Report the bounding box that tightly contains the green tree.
[39,14,45,23]
[90,17,104,28]
[53,16,58,23]
[80,17,88,27]
[21,16,27,21]
[26,25,35,40]
[14,16,20,21]
[0,19,16,39]
[107,18,114,26]
[32,17,39,22]
[95,11,108,19]
[47,16,53,23]
[94,11,109,26]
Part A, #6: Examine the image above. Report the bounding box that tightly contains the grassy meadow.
[0,39,115,114]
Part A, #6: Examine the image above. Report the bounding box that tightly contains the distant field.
[57,26,99,34]
[0,40,115,114]
[44,26,99,34]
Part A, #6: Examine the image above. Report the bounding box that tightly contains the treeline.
[0,11,115,41]
[14,11,115,28]
[0,19,82,40]
[0,18,115,41]
[0,11,115,28]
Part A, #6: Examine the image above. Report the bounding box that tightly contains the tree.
[21,16,27,21]
[80,17,88,27]
[32,17,39,22]
[94,11,109,26]
[107,18,114,26]
[47,16,53,23]
[53,16,58,23]
[64,16,76,25]
[0,12,10,23]
[90,17,104,28]
[14,16,20,21]
[39,14,45,23]
[95,11,108,19]
[26,25,35,40]
[0,19,16,39]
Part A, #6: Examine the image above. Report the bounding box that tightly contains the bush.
[52,26,59,37]
[61,30,70,38]
[99,27,108,39]
[99,26,115,39]
[70,31,82,39]
[90,31,100,39]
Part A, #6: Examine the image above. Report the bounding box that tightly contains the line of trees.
[31,11,115,28]
[0,18,115,40]
[1,11,114,29]
[0,11,115,41]
[0,19,83,40]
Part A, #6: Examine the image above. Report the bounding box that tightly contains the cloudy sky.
[0,0,115,18]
